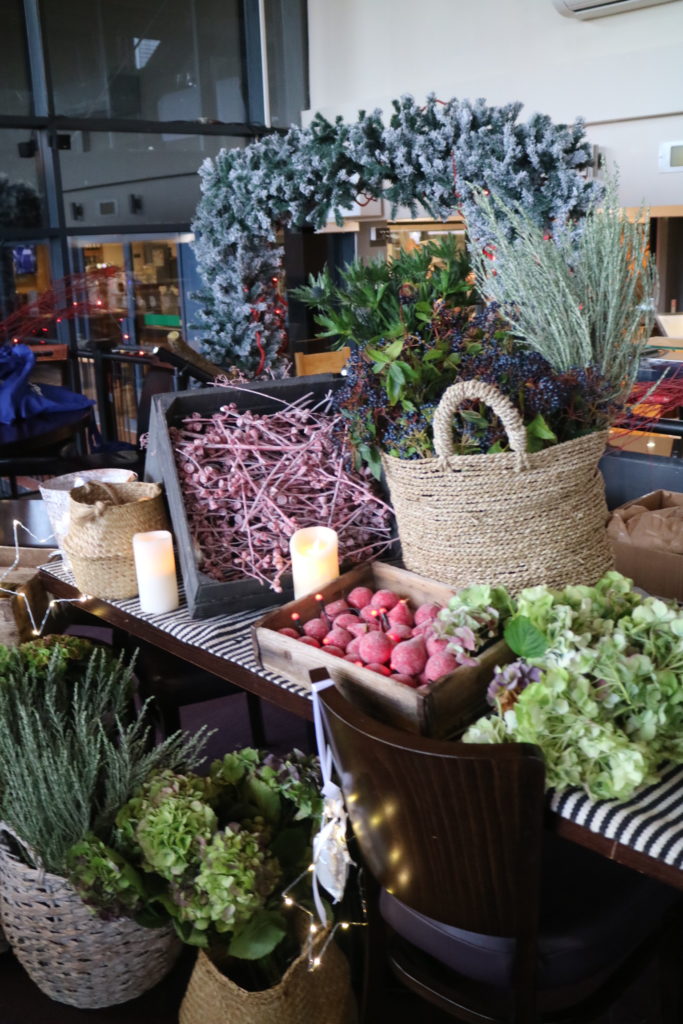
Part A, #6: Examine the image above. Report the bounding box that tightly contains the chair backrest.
[319,684,546,940]
[294,347,350,376]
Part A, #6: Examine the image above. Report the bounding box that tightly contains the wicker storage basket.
[0,824,181,1008]
[39,468,138,567]
[179,926,357,1024]
[62,480,169,599]
[382,380,614,594]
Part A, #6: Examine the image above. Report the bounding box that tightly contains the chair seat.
[381,833,680,993]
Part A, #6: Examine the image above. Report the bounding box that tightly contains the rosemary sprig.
[468,177,657,408]
[0,645,209,874]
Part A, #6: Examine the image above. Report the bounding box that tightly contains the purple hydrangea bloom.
[487,660,542,707]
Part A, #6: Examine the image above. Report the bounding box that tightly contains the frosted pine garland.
[191,94,602,372]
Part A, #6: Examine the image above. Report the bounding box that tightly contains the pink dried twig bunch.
[173,390,395,592]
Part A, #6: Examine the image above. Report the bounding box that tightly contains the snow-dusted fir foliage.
[192,94,602,372]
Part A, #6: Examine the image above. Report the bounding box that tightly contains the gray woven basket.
[0,825,181,1008]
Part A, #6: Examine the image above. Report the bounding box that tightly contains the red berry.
[365,662,392,676]
[387,602,414,627]
[391,673,419,687]
[325,599,350,618]
[358,631,393,665]
[424,651,458,682]
[370,589,400,610]
[347,586,374,610]
[386,623,413,642]
[390,636,427,676]
[303,617,328,640]
[323,644,345,657]
[426,635,449,656]
[323,626,353,648]
[415,602,442,625]
[334,612,360,630]
[360,606,382,624]
[346,636,363,658]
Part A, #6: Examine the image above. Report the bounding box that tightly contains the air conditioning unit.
[554,0,678,18]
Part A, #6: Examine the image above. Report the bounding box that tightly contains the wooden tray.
[252,561,512,737]
[145,375,346,618]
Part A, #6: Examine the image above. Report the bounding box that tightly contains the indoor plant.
[301,181,656,594]
[66,747,357,1024]
[0,636,208,1008]
[462,571,683,801]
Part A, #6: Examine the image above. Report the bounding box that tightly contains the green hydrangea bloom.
[171,823,281,934]
[66,834,146,920]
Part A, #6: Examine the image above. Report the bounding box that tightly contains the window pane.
[265,0,308,127]
[0,241,53,339]
[0,0,31,116]
[42,0,247,123]
[0,129,44,229]
[58,131,246,227]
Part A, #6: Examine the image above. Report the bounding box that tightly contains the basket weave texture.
[62,480,169,599]
[382,380,614,593]
[179,930,357,1024]
[39,468,137,567]
[0,827,181,1008]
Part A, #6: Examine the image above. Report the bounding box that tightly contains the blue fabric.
[0,343,93,425]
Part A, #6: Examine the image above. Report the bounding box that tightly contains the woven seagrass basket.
[62,480,169,599]
[179,922,357,1024]
[382,380,614,594]
[0,824,181,1008]
[39,468,138,567]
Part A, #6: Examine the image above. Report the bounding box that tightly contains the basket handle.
[432,380,528,461]
[0,821,43,872]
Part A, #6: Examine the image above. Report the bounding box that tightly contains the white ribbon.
[310,676,352,926]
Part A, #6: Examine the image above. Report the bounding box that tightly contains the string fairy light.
[280,860,367,973]
[1,519,91,637]
[277,674,368,973]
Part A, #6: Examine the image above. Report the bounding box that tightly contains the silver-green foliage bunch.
[0,644,209,874]
[469,179,657,407]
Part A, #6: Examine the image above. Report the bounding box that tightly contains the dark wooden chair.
[318,684,682,1023]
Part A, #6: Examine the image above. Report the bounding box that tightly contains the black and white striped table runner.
[41,560,311,701]
[41,560,683,875]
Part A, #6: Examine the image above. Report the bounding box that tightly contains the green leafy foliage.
[67,748,323,988]
[291,235,473,351]
[464,573,683,800]
[503,616,549,659]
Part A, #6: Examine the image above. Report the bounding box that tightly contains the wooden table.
[36,560,683,889]
[40,560,313,721]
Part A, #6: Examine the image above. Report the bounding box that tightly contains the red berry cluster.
[277,586,461,689]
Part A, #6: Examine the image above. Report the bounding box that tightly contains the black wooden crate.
[145,375,344,618]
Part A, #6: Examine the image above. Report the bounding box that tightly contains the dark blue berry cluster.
[332,303,616,469]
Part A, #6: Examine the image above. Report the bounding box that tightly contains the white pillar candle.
[289,527,340,600]
[132,530,179,614]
